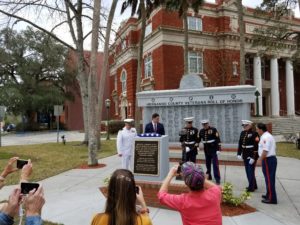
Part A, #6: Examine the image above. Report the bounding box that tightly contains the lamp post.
[0,106,7,147]
[105,99,111,140]
[254,89,261,117]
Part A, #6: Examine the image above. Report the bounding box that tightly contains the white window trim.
[145,23,152,37]
[120,69,127,95]
[232,61,238,76]
[144,55,153,78]
[188,51,203,74]
[187,16,202,31]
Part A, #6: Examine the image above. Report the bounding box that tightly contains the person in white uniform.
[256,123,277,204]
[117,119,137,170]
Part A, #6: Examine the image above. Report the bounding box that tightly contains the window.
[188,17,202,31]
[120,70,127,94]
[144,55,153,78]
[232,62,238,76]
[188,52,203,74]
[145,23,152,37]
[121,37,127,50]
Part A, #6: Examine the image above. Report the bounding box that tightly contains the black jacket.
[237,129,259,160]
[199,126,221,154]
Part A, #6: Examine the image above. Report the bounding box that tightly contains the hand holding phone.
[17,159,28,169]
[21,182,39,195]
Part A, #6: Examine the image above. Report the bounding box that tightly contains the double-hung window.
[188,52,203,74]
[144,55,153,78]
[188,16,202,31]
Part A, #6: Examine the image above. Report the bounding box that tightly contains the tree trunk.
[183,11,189,75]
[237,0,246,84]
[134,0,146,133]
[96,0,118,145]
[88,0,101,166]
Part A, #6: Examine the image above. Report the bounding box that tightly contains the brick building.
[108,0,300,121]
[64,51,110,130]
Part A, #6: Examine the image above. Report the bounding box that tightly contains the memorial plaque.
[134,140,160,176]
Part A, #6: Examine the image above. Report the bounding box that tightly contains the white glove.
[249,158,255,165]
[216,151,220,155]
[237,155,242,160]
[185,146,190,152]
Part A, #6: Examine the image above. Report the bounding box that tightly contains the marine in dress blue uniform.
[179,117,199,163]
[199,120,221,184]
[237,120,259,192]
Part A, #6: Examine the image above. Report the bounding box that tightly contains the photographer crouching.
[158,162,222,225]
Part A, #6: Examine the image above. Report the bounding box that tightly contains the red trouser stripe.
[264,159,272,200]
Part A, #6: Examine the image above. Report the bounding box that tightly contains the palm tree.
[236,0,246,84]
[121,0,161,133]
[164,0,204,75]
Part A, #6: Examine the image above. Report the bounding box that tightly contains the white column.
[270,57,280,117]
[286,59,295,116]
[253,56,263,116]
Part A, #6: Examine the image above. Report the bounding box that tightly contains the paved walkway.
[1,131,85,146]
[0,132,299,225]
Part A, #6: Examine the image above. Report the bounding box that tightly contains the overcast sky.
[1,0,298,50]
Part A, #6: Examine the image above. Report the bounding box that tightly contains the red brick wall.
[162,45,184,90]
[204,49,240,86]
[203,16,219,32]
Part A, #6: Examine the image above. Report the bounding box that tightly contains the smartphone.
[177,161,183,174]
[177,165,182,174]
[135,186,139,194]
[21,182,39,195]
[17,159,28,169]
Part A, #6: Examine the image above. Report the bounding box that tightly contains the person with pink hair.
[158,162,222,225]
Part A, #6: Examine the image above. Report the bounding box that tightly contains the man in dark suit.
[144,113,165,135]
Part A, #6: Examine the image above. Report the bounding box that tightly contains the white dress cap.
[241,120,253,125]
[184,117,194,122]
[201,119,209,124]
[124,118,134,123]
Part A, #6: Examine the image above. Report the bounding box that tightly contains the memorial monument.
[133,135,169,182]
[137,74,256,144]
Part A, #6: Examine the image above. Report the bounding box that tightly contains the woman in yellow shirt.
[91,169,152,225]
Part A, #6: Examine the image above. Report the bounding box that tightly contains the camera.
[21,182,39,195]
[16,159,28,169]
[135,186,139,194]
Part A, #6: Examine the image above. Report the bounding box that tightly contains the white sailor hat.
[124,118,134,123]
[184,117,194,122]
[241,120,253,126]
[201,119,209,124]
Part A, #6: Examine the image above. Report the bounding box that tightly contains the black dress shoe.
[246,188,255,192]
[261,194,268,199]
[261,199,277,204]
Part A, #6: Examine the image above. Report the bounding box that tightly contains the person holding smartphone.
[158,162,222,225]
[0,186,45,225]
[0,157,19,189]
[91,169,152,225]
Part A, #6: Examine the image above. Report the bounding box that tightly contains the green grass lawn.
[0,141,116,185]
[277,142,300,160]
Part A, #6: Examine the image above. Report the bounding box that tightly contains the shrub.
[108,120,124,134]
[222,182,251,206]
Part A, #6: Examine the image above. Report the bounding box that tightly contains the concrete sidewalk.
[1,154,299,225]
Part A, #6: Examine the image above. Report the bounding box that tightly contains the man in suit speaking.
[144,113,165,135]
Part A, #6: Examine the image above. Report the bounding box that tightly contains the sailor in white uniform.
[116,119,137,170]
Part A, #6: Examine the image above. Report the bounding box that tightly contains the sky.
[0,0,299,50]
